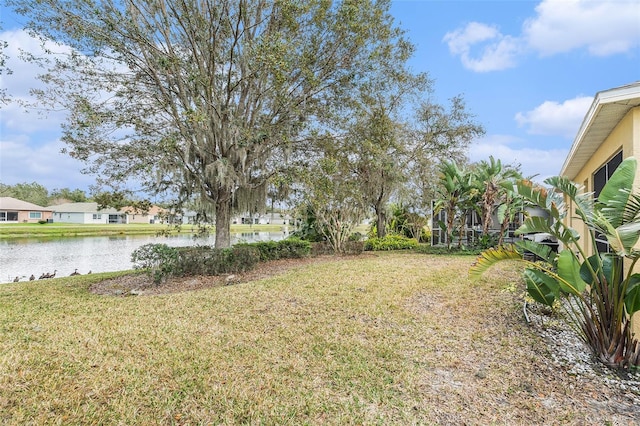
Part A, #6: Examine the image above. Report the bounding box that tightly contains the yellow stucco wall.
[571,108,638,203]
[562,106,640,336]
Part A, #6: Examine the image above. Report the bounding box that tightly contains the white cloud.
[443,22,521,72]
[515,96,593,138]
[1,29,72,133]
[1,28,73,97]
[0,137,94,190]
[469,134,568,183]
[524,0,640,57]
[445,0,640,71]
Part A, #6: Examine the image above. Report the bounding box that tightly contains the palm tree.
[473,156,522,239]
[471,158,640,368]
[433,160,475,249]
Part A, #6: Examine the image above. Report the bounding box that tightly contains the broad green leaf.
[469,245,522,280]
[579,253,618,288]
[544,175,581,199]
[515,239,558,264]
[607,222,640,257]
[516,216,553,236]
[546,175,594,224]
[516,180,561,221]
[624,274,640,315]
[621,193,640,223]
[556,249,587,294]
[524,268,559,306]
[497,203,507,223]
[579,254,601,286]
[598,158,636,228]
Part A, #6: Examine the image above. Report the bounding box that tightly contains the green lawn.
[0,253,632,425]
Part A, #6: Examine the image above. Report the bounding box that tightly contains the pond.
[0,231,289,284]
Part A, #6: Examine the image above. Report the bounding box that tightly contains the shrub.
[364,234,418,251]
[131,243,179,284]
[237,238,311,262]
[311,241,333,256]
[277,237,311,258]
[38,220,47,224]
[175,245,260,276]
[343,240,364,255]
[349,232,364,241]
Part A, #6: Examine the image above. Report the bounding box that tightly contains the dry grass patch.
[0,252,638,425]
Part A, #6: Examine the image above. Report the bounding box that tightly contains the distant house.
[48,202,126,224]
[122,205,165,224]
[232,212,292,225]
[0,197,53,223]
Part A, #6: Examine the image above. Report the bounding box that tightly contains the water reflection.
[0,231,287,284]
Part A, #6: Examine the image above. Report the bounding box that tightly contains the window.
[593,150,623,253]
[0,211,18,221]
[93,214,102,220]
[29,212,42,219]
[594,150,622,199]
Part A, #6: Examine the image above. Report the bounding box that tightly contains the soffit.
[561,82,640,181]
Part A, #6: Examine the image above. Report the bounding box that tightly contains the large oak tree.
[9,0,408,247]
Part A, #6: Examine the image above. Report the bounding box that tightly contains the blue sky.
[1,0,639,193]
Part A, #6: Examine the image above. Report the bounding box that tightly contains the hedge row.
[364,234,418,251]
[131,238,311,284]
[236,238,311,262]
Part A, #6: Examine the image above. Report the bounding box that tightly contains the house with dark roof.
[0,197,53,223]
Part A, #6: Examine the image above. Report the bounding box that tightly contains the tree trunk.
[214,188,232,248]
[482,182,497,236]
[498,215,510,246]
[375,204,387,238]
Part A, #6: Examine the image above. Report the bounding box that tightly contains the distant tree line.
[0,182,88,207]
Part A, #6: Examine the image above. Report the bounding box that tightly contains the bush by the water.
[237,238,311,261]
[131,238,311,284]
[131,243,180,284]
[364,234,418,251]
[175,245,260,276]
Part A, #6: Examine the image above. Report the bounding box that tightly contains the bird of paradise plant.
[470,157,640,369]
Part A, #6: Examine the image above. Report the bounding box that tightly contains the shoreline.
[0,223,287,240]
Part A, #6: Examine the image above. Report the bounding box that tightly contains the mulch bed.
[89,254,370,296]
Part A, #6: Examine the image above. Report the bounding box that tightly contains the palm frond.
[516,216,553,235]
[469,245,522,279]
[597,158,636,228]
[610,222,640,257]
[515,239,558,264]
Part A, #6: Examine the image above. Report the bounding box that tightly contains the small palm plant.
[470,157,640,369]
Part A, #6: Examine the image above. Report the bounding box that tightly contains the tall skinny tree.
[9,0,408,247]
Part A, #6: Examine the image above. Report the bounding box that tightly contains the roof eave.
[560,82,640,181]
